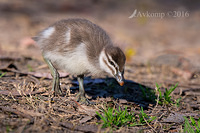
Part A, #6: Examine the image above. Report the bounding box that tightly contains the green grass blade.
[184,116,195,133]
[190,116,196,126]
[96,111,107,123]
[0,72,6,78]
[168,83,178,94]
[197,118,200,132]
[190,116,200,132]
[198,118,200,128]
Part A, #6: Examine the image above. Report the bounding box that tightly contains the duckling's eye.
[109,61,114,66]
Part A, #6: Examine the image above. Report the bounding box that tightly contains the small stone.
[119,99,127,104]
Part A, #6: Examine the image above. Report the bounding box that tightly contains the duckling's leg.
[43,57,62,95]
[76,75,93,105]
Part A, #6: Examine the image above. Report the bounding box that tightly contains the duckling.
[34,18,126,104]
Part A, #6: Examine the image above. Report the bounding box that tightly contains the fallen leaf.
[162,112,184,124]
[79,116,92,123]
[78,105,97,116]
[171,67,193,80]
[0,68,69,79]
[12,105,43,117]
[0,87,46,96]
[28,72,69,79]
[20,37,36,49]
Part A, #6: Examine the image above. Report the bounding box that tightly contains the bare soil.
[0,1,200,132]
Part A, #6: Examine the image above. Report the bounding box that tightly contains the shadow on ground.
[69,77,156,108]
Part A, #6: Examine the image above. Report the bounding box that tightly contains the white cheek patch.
[65,28,71,44]
[99,50,115,77]
[107,54,119,75]
[42,27,55,39]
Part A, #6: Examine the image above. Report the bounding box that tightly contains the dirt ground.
[0,0,200,132]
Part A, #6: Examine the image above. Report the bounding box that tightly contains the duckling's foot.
[76,75,95,105]
[43,57,62,96]
[53,84,62,96]
[75,92,95,105]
